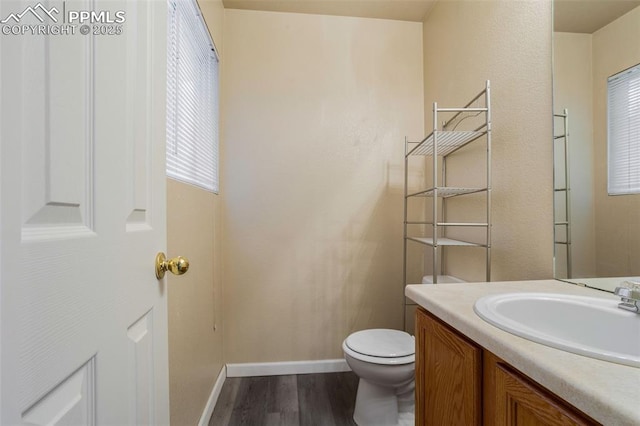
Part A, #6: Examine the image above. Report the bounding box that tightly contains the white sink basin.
[474,292,640,368]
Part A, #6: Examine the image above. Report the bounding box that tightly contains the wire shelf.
[407,186,488,198]
[407,237,486,247]
[408,130,486,157]
[401,81,492,332]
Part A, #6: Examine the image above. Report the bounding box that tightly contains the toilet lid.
[345,329,414,358]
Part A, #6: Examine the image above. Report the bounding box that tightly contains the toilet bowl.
[342,329,415,426]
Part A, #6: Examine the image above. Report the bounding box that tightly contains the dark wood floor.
[209,372,359,426]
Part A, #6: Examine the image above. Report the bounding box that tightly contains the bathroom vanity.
[406,280,640,426]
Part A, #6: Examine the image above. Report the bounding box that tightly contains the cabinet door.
[416,308,482,426]
[489,361,599,426]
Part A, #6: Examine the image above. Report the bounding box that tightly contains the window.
[167,0,219,193]
[608,63,640,195]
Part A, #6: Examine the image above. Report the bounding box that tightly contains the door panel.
[127,310,155,426]
[21,16,94,240]
[21,358,96,426]
[125,0,151,230]
[1,0,169,424]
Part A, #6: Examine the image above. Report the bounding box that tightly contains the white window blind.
[608,63,640,195]
[167,0,219,193]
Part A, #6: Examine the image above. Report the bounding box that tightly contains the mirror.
[553,0,640,292]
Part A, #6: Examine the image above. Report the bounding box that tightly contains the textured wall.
[591,6,640,276]
[167,1,225,424]
[222,9,424,362]
[553,32,596,279]
[421,0,554,283]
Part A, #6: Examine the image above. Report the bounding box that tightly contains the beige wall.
[198,0,225,57]
[167,1,225,424]
[592,6,640,276]
[222,9,424,362]
[167,180,223,425]
[422,1,554,282]
[553,32,596,278]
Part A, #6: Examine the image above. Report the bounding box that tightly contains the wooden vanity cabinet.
[415,306,482,425]
[484,351,599,426]
[416,308,600,426]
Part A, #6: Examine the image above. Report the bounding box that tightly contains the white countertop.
[405,280,640,426]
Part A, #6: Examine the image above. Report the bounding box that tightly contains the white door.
[0,0,169,424]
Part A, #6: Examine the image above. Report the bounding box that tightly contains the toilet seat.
[343,329,415,365]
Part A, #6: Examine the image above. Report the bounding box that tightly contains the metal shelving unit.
[553,109,572,279]
[403,81,492,310]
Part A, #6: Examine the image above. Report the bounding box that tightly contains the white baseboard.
[226,359,351,378]
[198,365,227,426]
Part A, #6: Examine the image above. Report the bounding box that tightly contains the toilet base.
[353,379,415,426]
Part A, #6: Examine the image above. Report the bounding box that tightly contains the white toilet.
[342,329,415,426]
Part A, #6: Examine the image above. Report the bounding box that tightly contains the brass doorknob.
[155,252,189,279]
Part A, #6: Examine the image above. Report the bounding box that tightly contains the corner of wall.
[198,0,225,58]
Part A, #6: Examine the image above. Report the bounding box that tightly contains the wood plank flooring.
[209,372,359,426]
